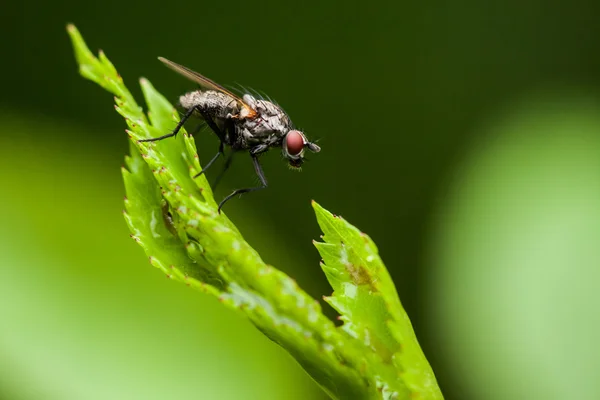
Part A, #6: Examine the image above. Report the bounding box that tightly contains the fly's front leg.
[249,144,269,156]
[217,145,269,213]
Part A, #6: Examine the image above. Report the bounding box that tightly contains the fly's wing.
[158,57,258,119]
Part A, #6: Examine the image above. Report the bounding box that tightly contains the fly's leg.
[138,106,198,142]
[192,110,229,178]
[198,110,226,143]
[209,120,237,189]
[138,105,231,181]
[193,141,224,179]
[211,151,234,190]
[217,145,269,213]
[138,105,224,145]
[188,122,204,136]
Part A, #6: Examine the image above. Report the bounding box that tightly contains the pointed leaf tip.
[311,199,327,215]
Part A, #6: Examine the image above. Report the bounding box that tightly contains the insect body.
[140,57,321,213]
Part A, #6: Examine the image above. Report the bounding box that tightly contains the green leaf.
[312,201,443,399]
[67,23,442,400]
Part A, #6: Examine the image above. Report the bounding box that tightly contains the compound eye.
[285,130,305,156]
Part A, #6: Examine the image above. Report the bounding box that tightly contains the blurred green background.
[2,1,600,399]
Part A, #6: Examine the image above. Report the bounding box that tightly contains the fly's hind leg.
[139,106,198,142]
[138,104,231,182]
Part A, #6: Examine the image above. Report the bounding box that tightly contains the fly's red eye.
[286,130,304,156]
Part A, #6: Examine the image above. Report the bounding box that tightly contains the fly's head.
[282,130,321,169]
[241,94,321,168]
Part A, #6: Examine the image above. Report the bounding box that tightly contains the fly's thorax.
[254,98,289,120]
[179,90,239,119]
[239,95,292,140]
[240,113,290,141]
[236,127,282,149]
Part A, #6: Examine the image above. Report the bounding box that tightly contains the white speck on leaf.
[339,246,349,265]
[149,211,160,238]
[343,282,357,299]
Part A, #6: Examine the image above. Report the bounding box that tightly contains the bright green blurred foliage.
[428,93,600,399]
[0,113,324,399]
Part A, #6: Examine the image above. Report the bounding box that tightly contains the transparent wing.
[158,57,258,119]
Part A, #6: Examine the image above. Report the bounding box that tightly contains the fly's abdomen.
[179,90,239,119]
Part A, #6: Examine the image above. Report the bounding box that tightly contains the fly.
[139,57,321,213]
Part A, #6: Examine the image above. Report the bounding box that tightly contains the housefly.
[139,57,321,213]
